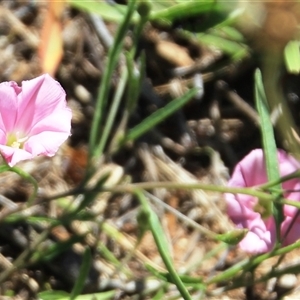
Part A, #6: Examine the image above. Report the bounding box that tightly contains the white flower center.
[7,132,29,149]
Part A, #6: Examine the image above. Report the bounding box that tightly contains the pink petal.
[0,81,21,133]
[0,74,72,166]
[27,101,72,137]
[281,216,300,246]
[25,130,70,157]
[24,98,72,157]
[15,74,68,133]
[0,129,6,145]
[226,192,258,221]
[225,148,300,253]
[0,145,33,167]
[239,230,273,254]
[234,149,268,187]
[238,217,275,254]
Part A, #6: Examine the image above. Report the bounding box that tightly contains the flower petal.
[28,101,72,137]
[15,74,68,133]
[0,145,33,167]
[0,81,21,133]
[225,148,300,253]
[281,216,300,246]
[226,192,258,220]
[239,228,274,254]
[0,74,71,166]
[239,217,275,253]
[234,149,268,187]
[24,100,71,157]
[25,130,69,157]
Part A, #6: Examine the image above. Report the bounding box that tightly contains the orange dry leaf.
[38,1,65,76]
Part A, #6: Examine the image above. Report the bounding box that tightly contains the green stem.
[261,49,300,158]
[124,88,198,143]
[258,170,300,190]
[207,239,300,285]
[97,65,128,156]
[135,190,192,300]
[103,181,273,203]
[88,0,136,159]
[10,166,38,206]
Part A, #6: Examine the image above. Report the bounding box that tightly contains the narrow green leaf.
[70,248,92,300]
[69,0,139,23]
[96,65,128,156]
[88,0,137,159]
[255,69,281,186]
[146,264,204,287]
[75,291,115,300]
[38,290,115,300]
[38,290,70,300]
[214,26,245,42]
[195,32,249,59]
[10,166,38,206]
[135,190,192,300]
[4,215,59,225]
[125,88,198,142]
[284,40,300,74]
[31,235,85,263]
[149,0,223,22]
[216,228,248,245]
[254,69,283,239]
[152,287,167,300]
[125,52,144,113]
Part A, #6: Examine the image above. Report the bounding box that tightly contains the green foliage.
[69,0,229,25]
[135,190,192,300]
[38,290,115,300]
[69,0,249,61]
[70,248,92,300]
[4,0,300,299]
[124,88,199,143]
[10,166,38,206]
[284,40,300,74]
[69,0,140,23]
[88,0,137,160]
[254,69,282,224]
[215,229,248,245]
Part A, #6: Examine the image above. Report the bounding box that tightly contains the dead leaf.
[38,1,65,75]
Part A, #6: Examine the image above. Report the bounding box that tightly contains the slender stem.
[103,182,273,202]
[10,166,38,206]
[258,170,300,190]
[261,49,300,157]
[135,190,192,300]
[88,0,136,159]
[97,65,128,156]
[145,192,219,238]
[207,239,300,285]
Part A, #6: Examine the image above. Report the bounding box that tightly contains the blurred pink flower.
[0,74,72,166]
[225,149,300,254]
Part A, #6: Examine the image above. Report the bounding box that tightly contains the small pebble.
[277,274,297,289]
[74,84,92,104]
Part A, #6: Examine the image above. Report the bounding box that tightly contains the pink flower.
[225,149,300,254]
[0,74,72,166]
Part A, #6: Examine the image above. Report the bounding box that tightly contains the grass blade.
[124,88,198,143]
[254,69,283,241]
[284,40,300,74]
[70,247,92,300]
[88,0,136,159]
[135,190,192,300]
[69,0,139,23]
